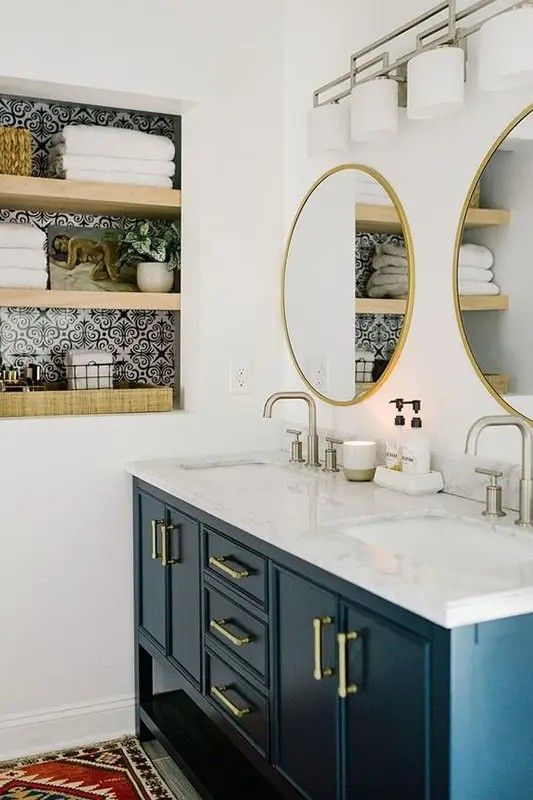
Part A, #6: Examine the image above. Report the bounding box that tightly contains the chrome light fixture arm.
[312,0,531,108]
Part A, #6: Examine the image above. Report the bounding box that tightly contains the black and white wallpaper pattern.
[0,96,178,387]
[355,232,405,361]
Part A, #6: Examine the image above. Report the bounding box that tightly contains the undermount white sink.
[342,513,533,572]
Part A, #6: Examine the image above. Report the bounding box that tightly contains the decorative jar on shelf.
[136,261,174,293]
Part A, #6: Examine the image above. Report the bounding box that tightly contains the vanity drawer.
[205,587,268,683]
[206,651,268,755]
[205,527,267,607]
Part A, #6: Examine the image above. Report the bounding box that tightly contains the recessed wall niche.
[0,94,181,417]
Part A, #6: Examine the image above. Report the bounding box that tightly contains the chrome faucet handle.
[324,437,343,473]
[475,467,506,519]
[286,429,305,464]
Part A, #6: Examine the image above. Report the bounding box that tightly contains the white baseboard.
[0,695,136,761]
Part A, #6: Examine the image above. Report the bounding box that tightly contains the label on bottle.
[385,441,402,471]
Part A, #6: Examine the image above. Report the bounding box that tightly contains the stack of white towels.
[48,125,175,188]
[366,242,407,299]
[458,243,499,295]
[0,223,47,289]
[355,173,393,206]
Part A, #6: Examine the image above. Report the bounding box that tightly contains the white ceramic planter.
[136,261,174,293]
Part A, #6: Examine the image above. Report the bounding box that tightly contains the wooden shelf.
[356,295,509,315]
[0,288,180,311]
[355,203,510,234]
[0,174,181,219]
[460,294,509,311]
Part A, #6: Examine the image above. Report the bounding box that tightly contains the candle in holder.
[343,440,377,482]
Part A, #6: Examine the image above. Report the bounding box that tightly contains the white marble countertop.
[127,452,533,629]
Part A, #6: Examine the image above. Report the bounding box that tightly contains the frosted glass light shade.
[307,103,349,155]
[407,46,464,120]
[478,7,533,91]
[350,78,399,142]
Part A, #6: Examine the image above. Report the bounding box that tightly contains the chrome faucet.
[465,415,533,528]
[263,392,320,467]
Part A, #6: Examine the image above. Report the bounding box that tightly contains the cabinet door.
[274,568,338,800]
[167,506,201,685]
[138,492,167,651]
[343,603,429,800]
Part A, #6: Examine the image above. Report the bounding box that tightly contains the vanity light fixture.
[407,45,464,119]
[478,4,533,91]
[307,101,349,155]
[350,77,399,142]
[309,0,533,153]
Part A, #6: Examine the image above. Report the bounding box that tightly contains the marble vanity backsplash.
[280,426,521,512]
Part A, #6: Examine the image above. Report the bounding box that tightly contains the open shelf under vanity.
[356,294,509,314]
[355,203,510,234]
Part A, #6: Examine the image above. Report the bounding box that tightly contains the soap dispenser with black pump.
[402,400,431,474]
[385,398,406,471]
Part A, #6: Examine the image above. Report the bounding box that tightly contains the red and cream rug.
[0,737,174,800]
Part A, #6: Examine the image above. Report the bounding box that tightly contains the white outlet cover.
[229,360,252,395]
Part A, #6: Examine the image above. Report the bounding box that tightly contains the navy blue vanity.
[133,477,533,800]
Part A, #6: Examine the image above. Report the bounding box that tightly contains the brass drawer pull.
[211,685,251,719]
[151,519,163,560]
[161,523,179,567]
[313,616,334,680]
[209,555,251,580]
[337,631,359,699]
[210,618,252,647]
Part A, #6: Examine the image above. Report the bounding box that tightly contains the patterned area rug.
[0,737,175,800]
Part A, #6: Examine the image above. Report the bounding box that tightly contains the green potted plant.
[114,221,181,293]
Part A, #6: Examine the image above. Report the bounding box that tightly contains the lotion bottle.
[402,401,431,474]
[385,398,405,471]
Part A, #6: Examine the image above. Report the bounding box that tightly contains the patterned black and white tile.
[0,95,178,388]
[355,232,406,360]
[0,306,175,386]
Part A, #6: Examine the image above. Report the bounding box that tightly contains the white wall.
[0,0,285,758]
[283,0,533,462]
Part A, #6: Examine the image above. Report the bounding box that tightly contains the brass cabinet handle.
[337,631,359,698]
[209,555,251,580]
[151,519,164,560]
[161,524,179,567]
[211,685,251,719]
[210,618,252,647]
[313,616,334,680]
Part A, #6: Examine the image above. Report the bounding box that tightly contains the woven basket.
[0,126,32,176]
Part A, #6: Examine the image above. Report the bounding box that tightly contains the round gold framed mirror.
[282,164,415,405]
[454,104,533,422]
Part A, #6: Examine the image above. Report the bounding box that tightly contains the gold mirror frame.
[453,103,533,422]
[282,163,416,406]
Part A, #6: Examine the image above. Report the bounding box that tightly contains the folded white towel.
[368,272,408,288]
[367,284,407,299]
[459,281,500,295]
[0,222,45,250]
[0,249,46,270]
[54,169,172,188]
[459,243,494,269]
[356,192,393,207]
[376,243,407,259]
[377,265,408,276]
[459,267,494,283]
[51,125,175,161]
[48,151,175,177]
[372,254,408,270]
[0,269,48,289]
